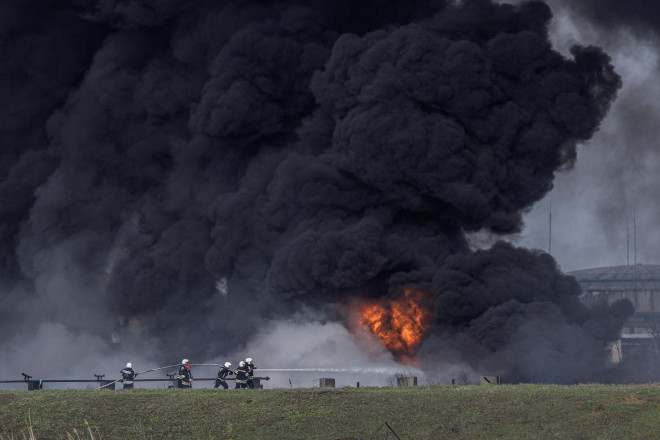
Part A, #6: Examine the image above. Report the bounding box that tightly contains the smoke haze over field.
[517,0,660,271]
[0,0,641,385]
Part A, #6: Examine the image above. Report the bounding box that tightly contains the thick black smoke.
[423,241,633,382]
[552,0,660,38]
[0,0,627,382]
[524,0,660,272]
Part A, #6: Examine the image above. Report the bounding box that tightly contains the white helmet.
[239,361,245,367]
[126,362,132,369]
[246,357,252,363]
[224,362,231,368]
[182,359,189,364]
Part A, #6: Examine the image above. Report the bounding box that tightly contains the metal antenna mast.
[634,207,637,265]
[548,202,552,255]
[626,215,630,266]
[633,206,638,295]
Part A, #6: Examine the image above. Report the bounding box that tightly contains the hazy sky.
[516,0,660,272]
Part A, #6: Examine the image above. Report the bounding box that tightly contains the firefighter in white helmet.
[120,362,137,389]
[245,357,257,389]
[235,361,249,389]
[214,362,234,389]
[177,359,193,389]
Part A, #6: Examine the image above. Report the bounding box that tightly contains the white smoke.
[0,322,161,390]
[209,317,428,388]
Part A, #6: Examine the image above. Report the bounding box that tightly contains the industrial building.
[568,264,660,364]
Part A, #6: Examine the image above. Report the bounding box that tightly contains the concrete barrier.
[480,376,501,385]
[314,378,335,388]
[396,376,417,386]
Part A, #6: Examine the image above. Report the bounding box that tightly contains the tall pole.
[634,207,637,265]
[627,215,630,266]
[634,207,638,294]
[548,202,552,255]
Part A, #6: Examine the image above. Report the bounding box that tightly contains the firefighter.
[245,357,257,389]
[234,361,249,389]
[214,362,233,389]
[120,362,138,389]
[177,359,193,389]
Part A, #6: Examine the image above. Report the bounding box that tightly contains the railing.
[0,373,269,390]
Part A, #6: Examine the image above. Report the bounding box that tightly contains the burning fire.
[358,288,432,361]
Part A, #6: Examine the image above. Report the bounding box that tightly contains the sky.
[515,0,660,272]
[0,0,653,387]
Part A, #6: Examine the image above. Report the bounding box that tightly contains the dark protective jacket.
[120,367,136,384]
[235,365,249,384]
[217,366,234,380]
[246,362,256,378]
[177,364,193,388]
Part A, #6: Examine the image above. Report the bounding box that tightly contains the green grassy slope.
[1,384,659,440]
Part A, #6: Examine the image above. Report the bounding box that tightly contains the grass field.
[1,383,659,439]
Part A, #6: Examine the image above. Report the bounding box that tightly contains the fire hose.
[98,363,182,389]
[98,363,253,389]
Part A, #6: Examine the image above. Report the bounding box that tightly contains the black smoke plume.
[552,0,660,38]
[0,0,627,382]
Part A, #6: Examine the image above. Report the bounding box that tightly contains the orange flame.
[358,288,432,360]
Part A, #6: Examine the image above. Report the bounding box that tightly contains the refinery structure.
[569,264,660,370]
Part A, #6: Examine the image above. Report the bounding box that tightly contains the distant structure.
[569,264,660,362]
